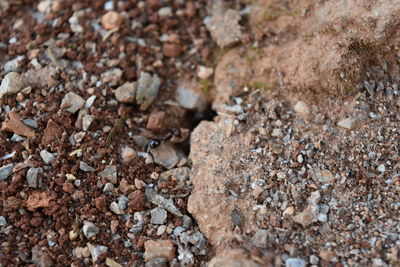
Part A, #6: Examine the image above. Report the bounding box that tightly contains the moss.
[249,81,272,91]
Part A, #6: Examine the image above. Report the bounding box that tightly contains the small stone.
[146,111,166,132]
[121,146,137,163]
[23,67,57,88]
[158,7,173,18]
[144,240,176,262]
[110,201,124,214]
[319,250,336,262]
[0,164,13,181]
[114,82,137,103]
[22,119,38,129]
[101,68,123,86]
[175,80,209,111]
[151,143,179,169]
[87,243,108,262]
[377,164,386,173]
[31,246,54,267]
[99,166,118,184]
[309,255,319,265]
[286,258,306,267]
[26,167,42,188]
[294,101,310,116]
[106,258,122,267]
[157,225,167,235]
[136,71,161,111]
[150,207,168,224]
[101,11,123,30]
[204,9,242,48]
[110,220,119,235]
[62,182,75,194]
[272,128,283,138]
[103,183,115,192]
[60,92,85,113]
[283,206,295,216]
[4,56,25,73]
[82,114,95,131]
[0,216,7,227]
[27,191,56,211]
[163,42,181,57]
[0,72,25,99]
[69,229,79,241]
[40,150,55,165]
[293,205,318,227]
[83,221,99,238]
[337,118,354,130]
[197,66,214,79]
[2,113,35,138]
[117,195,129,211]
[127,190,146,212]
[79,161,95,172]
[252,229,268,248]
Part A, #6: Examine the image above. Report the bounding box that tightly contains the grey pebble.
[0,216,6,227]
[40,149,55,165]
[79,161,95,172]
[22,119,38,129]
[26,167,42,188]
[0,164,13,181]
[10,134,25,142]
[150,207,167,225]
[286,258,306,267]
[82,221,99,238]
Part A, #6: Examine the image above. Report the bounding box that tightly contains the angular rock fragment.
[144,240,175,262]
[60,92,85,113]
[114,82,137,103]
[136,72,161,111]
[0,72,25,99]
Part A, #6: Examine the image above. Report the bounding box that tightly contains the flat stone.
[26,167,43,188]
[175,80,209,111]
[22,119,38,129]
[41,119,62,146]
[0,72,25,99]
[136,71,161,111]
[286,258,306,267]
[2,113,35,138]
[0,164,13,181]
[101,68,123,86]
[9,133,24,143]
[79,161,95,172]
[337,117,354,130]
[60,92,85,113]
[293,205,318,227]
[144,239,175,262]
[150,143,179,169]
[150,207,168,225]
[82,114,95,131]
[27,191,57,211]
[4,56,25,73]
[40,150,55,165]
[252,229,268,248]
[83,221,99,238]
[114,82,137,103]
[23,67,58,88]
[87,243,108,262]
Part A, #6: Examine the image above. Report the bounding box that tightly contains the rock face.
[188,120,256,247]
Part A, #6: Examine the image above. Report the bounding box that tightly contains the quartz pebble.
[83,221,99,238]
[197,66,214,79]
[60,92,85,113]
[40,150,55,165]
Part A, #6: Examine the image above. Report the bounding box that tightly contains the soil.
[1,0,400,267]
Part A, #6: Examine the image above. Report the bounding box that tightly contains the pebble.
[121,146,137,163]
[175,81,209,111]
[272,128,283,138]
[40,149,55,165]
[110,201,124,214]
[106,258,122,267]
[136,71,161,111]
[150,207,168,224]
[10,133,25,142]
[309,255,319,265]
[146,111,166,132]
[85,95,96,109]
[0,164,13,181]
[83,221,99,238]
[130,212,144,233]
[144,239,176,262]
[101,68,123,86]
[26,167,42,188]
[101,11,123,30]
[157,225,167,235]
[294,101,310,116]
[4,55,25,73]
[377,164,386,173]
[79,161,95,172]
[0,72,25,99]
[103,183,115,192]
[337,117,354,130]
[197,66,214,79]
[82,114,95,131]
[114,82,137,103]
[99,166,118,184]
[286,258,306,267]
[162,42,181,57]
[252,229,268,248]
[60,92,85,113]
[87,243,108,262]
[117,195,129,211]
[110,220,119,235]
[0,216,6,227]
[23,119,38,128]
[150,143,179,169]
[293,205,318,227]
[158,7,173,18]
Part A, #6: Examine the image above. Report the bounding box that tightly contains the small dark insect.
[149,139,160,148]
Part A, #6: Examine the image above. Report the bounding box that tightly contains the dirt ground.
[0,0,400,266]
